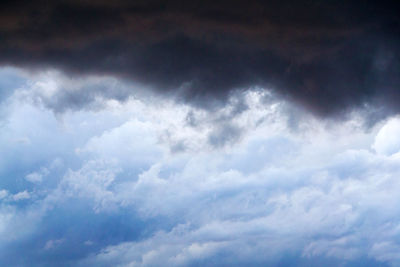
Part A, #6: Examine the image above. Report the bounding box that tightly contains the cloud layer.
[1,68,400,266]
[0,1,399,118]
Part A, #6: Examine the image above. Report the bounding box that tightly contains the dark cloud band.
[1,0,399,117]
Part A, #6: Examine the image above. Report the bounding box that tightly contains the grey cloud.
[29,74,133,113]
[208,123,242,148]
[0,1,399,120]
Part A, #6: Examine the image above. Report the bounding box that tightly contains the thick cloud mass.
[1,0,399,116]
[1,2,400,266]
[1,69,400,266]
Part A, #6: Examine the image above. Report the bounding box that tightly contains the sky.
[0,1,400,266]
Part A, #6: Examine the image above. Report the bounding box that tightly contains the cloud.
[12,190,30,201]
[25,167,49,183]
[0,67,26,103]
[369,242,400,263]
[0,190,8,199]
[79,145,400,266]
[207,123,242,148]
[373,117,400,156]
[0,1,399,119]
[15,70,136,113]
[1,73,400,266]
[44,239,64,250]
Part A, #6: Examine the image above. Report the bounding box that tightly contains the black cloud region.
[1,0,399,117]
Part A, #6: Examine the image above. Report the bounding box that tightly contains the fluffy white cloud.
[373,117,400,156]
[0,68,399,266]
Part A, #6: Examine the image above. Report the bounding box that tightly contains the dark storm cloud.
[1,0,399,117]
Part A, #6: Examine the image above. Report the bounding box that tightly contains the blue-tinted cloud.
[1,68,400,266]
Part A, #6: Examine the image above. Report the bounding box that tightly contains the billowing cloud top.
[1,68,400,266]
[1,0,399,117]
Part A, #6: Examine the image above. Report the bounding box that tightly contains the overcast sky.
[1,1,400,266]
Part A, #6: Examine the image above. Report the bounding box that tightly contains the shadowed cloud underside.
[0,0,399,117]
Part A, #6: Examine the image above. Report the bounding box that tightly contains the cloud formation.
[1,70,400,266]
[0,1,399,118]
